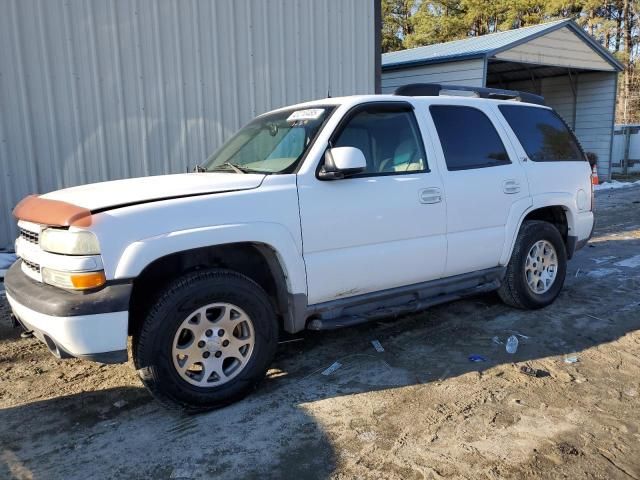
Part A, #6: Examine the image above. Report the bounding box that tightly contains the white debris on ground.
[594,180,640,191]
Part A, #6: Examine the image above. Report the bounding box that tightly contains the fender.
[113,222,307,296]
[500,193,577,265]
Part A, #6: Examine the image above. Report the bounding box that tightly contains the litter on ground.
[321,362,342,376]
[506,335,519,354]
[468,355,486,362]
[520,366,549,378]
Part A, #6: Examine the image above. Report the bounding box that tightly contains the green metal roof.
[382,19,623,72]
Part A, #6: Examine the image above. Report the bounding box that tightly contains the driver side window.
[333,105,428,175]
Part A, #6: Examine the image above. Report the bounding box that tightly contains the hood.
[41,173,265,212]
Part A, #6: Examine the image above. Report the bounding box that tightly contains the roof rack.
[394,83,545,105]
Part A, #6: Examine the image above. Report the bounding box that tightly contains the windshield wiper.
[209,161,252,174]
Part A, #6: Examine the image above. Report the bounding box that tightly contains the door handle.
[419,187,442,204]
[503,179,521,194]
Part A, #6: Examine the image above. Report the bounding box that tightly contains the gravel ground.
[1,187,640,479]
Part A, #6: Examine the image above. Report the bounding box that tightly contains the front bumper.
[4,261,131,364]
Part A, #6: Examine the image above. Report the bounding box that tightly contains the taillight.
[590,164,597,211]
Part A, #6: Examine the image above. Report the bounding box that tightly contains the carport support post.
[567,69,578,128]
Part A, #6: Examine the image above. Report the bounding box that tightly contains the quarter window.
[430,105,510,171]
[499,105,585,162]
[332,105,428,175]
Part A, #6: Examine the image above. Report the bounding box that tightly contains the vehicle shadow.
[1,237,639,479]
[0,383,337,480]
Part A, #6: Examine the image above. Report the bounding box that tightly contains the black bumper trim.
[76,350,128,364]
[567,219,595,259]
[4,261,132,317]
[49,339,127,364]
[566,235,578,259]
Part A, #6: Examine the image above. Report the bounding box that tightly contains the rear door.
[496,104,592,201]
[426,103,531,277]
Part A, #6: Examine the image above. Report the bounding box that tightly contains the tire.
[498,220,567,310]
[133,268,278,412]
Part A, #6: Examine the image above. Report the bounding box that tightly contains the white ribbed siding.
[381,59,485,93]
[0,0,376,249]
[574,72,617,179]
[494,26,615,72]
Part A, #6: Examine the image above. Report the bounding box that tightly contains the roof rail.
[394,83,545,105]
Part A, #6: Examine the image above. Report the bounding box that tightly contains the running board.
[306,278,500,331]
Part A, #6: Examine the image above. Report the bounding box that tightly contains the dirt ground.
[1,187,640,480]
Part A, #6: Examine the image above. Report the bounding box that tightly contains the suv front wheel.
[498,220,567,309]
[133,269,278,412]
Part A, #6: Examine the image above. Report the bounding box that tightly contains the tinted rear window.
[499,105,585,162]
[430,105,510,171]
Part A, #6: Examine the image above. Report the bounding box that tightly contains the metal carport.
[382,19,624,180]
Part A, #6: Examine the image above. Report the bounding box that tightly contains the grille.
[20,228,40,244]
[22,258,41,274]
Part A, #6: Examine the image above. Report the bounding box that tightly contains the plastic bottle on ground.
[506,335,519,354]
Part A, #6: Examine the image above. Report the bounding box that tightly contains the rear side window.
[430,105,510,171]
[499,105,585,162]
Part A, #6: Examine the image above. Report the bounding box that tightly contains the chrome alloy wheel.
[525,240,558,294]
[172,303,255,387]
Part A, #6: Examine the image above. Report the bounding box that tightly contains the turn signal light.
[70,271,106,290]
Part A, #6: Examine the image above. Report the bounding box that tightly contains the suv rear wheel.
[133,269,278,412]
[498,220,567,309]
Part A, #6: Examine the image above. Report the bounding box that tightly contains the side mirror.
[318,147,367,180]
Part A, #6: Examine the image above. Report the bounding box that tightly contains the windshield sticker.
[287,109,325,123]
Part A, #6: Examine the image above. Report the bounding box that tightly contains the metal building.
[382,19,623,181]
[612,125,640,174]
[0,0,380,249]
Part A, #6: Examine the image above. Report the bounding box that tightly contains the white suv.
[5,84,594,411]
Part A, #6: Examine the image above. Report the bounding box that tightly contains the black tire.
[133,268,278,412]
[498,220,567,310]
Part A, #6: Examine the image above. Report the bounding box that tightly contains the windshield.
[203,106,335,174]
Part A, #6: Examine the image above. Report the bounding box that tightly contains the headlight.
[40,229,100,255]
[42,268,106,290]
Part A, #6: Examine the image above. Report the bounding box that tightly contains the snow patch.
[615,255,640,268]
[594,180,640,191]
[591,256,617,265]
[587,268,622,278]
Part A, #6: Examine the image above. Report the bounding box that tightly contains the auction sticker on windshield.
[287,109,325,123]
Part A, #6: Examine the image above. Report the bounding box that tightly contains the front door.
[297,102,447,305]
